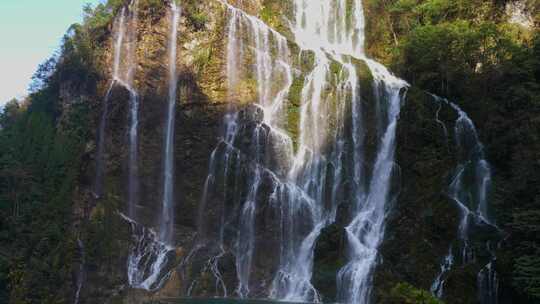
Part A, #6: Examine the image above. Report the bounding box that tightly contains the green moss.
[353,57,374,90]
[384,282,445,304]
[330,59,343,77]
[259,5,280,29]
[285,75,305,150]
[260,0,294,35]
[193,46,212,74]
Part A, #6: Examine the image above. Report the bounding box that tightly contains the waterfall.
[430,247,454,298]
[478,242,499,304]
[336,60,407,304]
[126,0,140,218]
[288,1,408,303]
[192,2,296,298]
[478,261,499,304]
[92,1,505,301]
[94,0,140,215]
[124,1,179,291]
[430,95,500,302]
[160,0,180,248]
[94,8,127,199]
[74,238,85,304]
[182,0,408,301]
[123,213,174,291]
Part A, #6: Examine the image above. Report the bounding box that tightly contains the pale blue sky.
[0,0,102,105]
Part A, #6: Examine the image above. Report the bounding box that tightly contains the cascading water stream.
[186,0,407,302]
[287,1,408,303]
[94,0,140,213]
[93,1,503,302]
[161,0,180,249]
[74,238,85,304]
[125,0,140,219]
[191,3,297,298]
[478,242,499,304]
[94,8,127,199]
[430,247,454,298]
[430,95,501,301]
[337,60,407,304]
[125,1,180,291]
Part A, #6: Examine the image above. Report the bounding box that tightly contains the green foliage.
[364,1,540,302]
[397,20,517,95]
[182,0,209,31]
[387,282,444,304]
[0,96,90,303]
[514,254,540,300]
[510,208,540,300]
[260,5,280,29]
[189,11,209,31]
[82,0,123,40]
[0,7,92,298]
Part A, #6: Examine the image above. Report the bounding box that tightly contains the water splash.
[478,242,499,304]
[122,213,174,291]
[430,247,454,298]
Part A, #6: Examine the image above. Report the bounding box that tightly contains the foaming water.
[291,1,408,303]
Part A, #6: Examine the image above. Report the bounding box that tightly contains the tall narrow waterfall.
[125,0,140,218]
[125,3,180,291]
[94,8,127,198]
[93,0,174,291]
[74,238,85,304]
[161,0,180,246]
[430,95,500,302]
[94,0,140,218]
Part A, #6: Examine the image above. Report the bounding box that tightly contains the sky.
[0,0,102,106]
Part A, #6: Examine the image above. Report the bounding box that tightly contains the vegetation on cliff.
[364,0,540,302]
[0,3,112,302]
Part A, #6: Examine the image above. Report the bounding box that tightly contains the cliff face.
[4,0,537,304]
[77,1,231,301]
